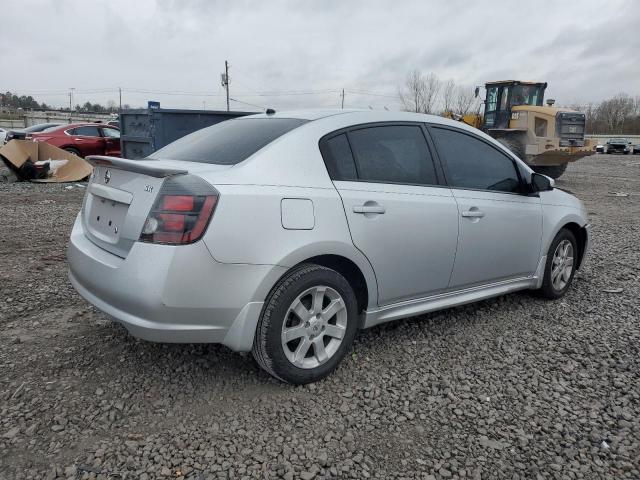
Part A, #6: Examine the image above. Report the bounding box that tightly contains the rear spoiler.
[86,156,187,178]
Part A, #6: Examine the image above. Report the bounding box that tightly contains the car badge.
[104,170,111,184]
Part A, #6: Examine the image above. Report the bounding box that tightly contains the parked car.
[0,127,6,144]
[31,123,120,157]
[68,110,591,384]
[604,138,631,154]
[633,144,640,155]
[106,120,120,128]
[595,144,604,153]
[3,122,63,144]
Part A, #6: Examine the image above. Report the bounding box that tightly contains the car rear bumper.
[67,214,285,350]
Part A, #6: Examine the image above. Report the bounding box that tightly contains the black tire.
[64,147,81,157]
[252,264,359,384]
[533,164,568,180]
[496,137,526,161]
[537,229,578,300]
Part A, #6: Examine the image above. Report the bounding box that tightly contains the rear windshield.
[25,123,61,132]
[148,118,308,165]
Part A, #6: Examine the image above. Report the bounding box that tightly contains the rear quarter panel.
[201,183,378,307]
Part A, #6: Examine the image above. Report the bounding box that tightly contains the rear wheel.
[533,164,568,179]
[252,264,359,384]
[537,229,577,299]
[64,147,81,157]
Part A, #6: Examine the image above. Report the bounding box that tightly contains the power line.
[229,97,265,110]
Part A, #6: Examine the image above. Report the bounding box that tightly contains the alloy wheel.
[281,285,348,369]
[551,239,574,291]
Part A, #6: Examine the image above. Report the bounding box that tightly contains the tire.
[537,229,578,300]
[64,147,81,157]
[252,264,359,384]
[496,137,525,161]
[533,164,568,180]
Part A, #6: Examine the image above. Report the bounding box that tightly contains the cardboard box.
[0,139,92,182]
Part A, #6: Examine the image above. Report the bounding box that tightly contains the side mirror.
[531,172,554,192]
[474,86,480,98]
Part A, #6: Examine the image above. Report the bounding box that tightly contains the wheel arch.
[560,221,588,270]
[271,243,378,313]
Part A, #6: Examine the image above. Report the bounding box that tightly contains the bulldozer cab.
[483,81,547,130]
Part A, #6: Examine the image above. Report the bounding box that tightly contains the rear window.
[148,118,308,165]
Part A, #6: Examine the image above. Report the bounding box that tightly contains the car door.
[320,123,459,306]
[71,125,104,156]
[428,126,543,289]
[101,127,121,157]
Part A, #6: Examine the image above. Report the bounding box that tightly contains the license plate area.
[87,195,129,243]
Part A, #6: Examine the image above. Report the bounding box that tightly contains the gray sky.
[2,0,638,111]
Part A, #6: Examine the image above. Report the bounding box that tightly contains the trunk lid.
[82,156,229,258]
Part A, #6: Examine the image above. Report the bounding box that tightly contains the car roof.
[241,109,463,125]
[61,123,118,129]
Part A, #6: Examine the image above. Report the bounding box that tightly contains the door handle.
[353,204,385,214]
[461,209,485,218]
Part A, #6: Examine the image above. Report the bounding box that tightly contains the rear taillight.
[140,175,219,245]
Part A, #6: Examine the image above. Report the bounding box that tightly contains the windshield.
[510,85,544,107]
[148,118,308,165]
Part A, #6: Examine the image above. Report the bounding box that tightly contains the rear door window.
[319,134,358,181]
[149,118,308,165]
[74,126,101,137]
[430,127,522,193]
[347,125,438,186]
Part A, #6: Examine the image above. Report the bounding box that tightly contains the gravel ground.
[1,154,639,480]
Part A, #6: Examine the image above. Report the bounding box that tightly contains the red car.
[31,123,121,158]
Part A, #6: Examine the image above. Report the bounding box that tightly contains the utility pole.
[341,88,345,109]
[69,87,75,112]
[225,60,230,111]
[221,60,230,111]
[119,87,122,111]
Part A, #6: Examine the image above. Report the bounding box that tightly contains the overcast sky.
[1,0,638,112]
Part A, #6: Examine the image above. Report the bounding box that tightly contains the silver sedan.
[68,110,591,383]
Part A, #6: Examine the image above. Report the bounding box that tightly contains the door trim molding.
[363,274,539,329]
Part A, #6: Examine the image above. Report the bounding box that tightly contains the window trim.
[318,121,445,188]
[100,127,121,139]
[425,124,529,196]
[67,125,102,138]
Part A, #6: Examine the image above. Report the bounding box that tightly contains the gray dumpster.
[119,108,255,159]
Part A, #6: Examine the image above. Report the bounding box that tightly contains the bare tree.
[597,93,634,133]
[423,73,441,114]
[399,70,441,114]
[441,79,456,114]
[454,85,481,116]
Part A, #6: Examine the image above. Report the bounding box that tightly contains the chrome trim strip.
[89,183,133,205]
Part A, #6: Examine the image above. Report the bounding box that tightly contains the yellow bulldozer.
[448,80,594,179]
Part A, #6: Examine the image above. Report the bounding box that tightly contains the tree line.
[0,91,130,113]
[398,70,482,117]
[398,71,640,134]
[572,94,640,135]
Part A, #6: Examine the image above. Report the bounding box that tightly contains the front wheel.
[252,264,359,384]
[537,229,578,299]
